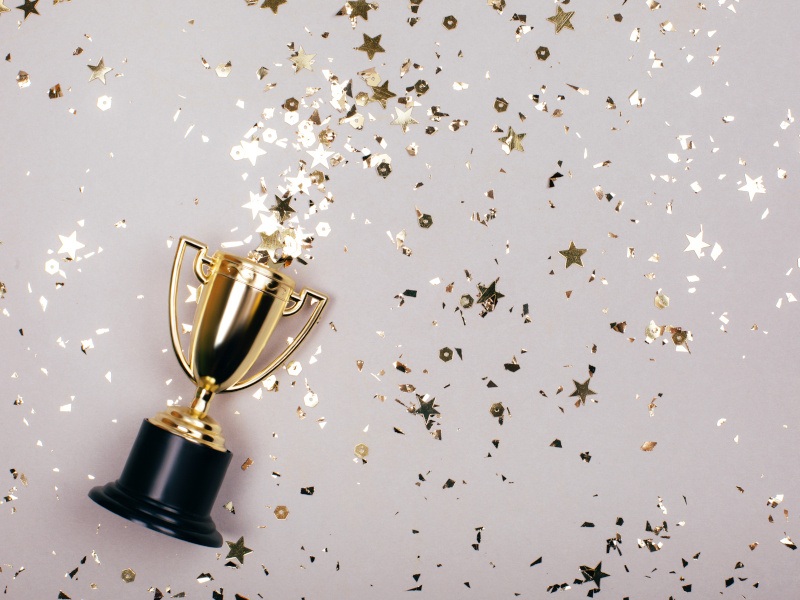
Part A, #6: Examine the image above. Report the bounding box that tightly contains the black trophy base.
[89,419,232,548]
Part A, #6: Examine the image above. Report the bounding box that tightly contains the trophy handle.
[226,288,329,392]
[169,237,213,381]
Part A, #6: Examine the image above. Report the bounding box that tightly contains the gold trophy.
[89,236,328,546]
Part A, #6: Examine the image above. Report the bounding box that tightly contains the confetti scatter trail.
[1,0,799,598]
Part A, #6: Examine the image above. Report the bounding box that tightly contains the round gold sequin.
[418,213,433,228]
[283,97,299,112]
[494,97,509,113]
[354,443,369,458]
[274,505,289,520]
[376,162,392,178]
[489,402,505,418]
[439,347,453,362]
[460,294,474,309]
[414,79,429,95]
[121,568,136,583]
[536,46,551,61]
[442,15,458,30]
[671,329,687,345]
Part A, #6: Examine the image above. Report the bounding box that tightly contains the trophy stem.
[190,388,215,419]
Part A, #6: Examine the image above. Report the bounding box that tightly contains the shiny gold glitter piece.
[274,505,289,520]
[226,536,253,563]
[16,0,38,19]
[348,0,373,20]
[559,241,586,268]
[671,329,688,345]
[439,347,453,362]
[655,291,669,309]
[87,57,113,84]
[489,402,505,418]
[570,378,596,406]
[370,80,396,108]
[376,162,391,178]
[355,33,385,60]
[120,569,136,583]
[498,126,525,153]
[0,1,10,14]
[289,47,316,73]
[354,443,369,458]
[260,0,286,13]
[442,15,457,29]
[418,213,433,228]
[546,5,575,33]
[536,46,550,61]
[494,97,509,112]
[640,441,657,452]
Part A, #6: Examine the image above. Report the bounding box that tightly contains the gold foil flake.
[535,46,550,61]
[546,5,574,33]
[260,0,287,13]
[559,241,586,268]
[354,443,369,459]
[223,501,235,514]
[226,536,253,563]
[498,126,525,153]
[120,568,136,583]
[16,70,30,88]
[48,84,63,99]
[355,33,385,60]
[215,61,232,77]
[87,58,112,84]
[641,441,658,452]
[257,66,269,80]
[780,536,797,550]
[570,378,597,407]
[197,573,214,584]
[241,458,254,470]
[655,291,670,309]
[273,505,289,520]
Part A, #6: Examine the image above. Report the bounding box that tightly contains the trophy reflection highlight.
[89,236,328,546]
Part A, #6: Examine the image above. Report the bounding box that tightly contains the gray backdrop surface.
[2,0,800,598]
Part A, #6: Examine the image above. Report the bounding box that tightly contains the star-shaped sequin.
[547,5,575,33]
[391,107,418,133]
[225,536,253,564]
[240,139,266,167]
[347,0,373,20]
[16,0,38,19]
[87,58,113,84]
[242,191,268,219]
[737,174,765,201]
[306,143,334,169]
[270,195,295,223]
[684,226,710,258]
[355,33,385,60]
[415,394,440,426]
[290,46,315,73]
[499,126,525,153]
[559,241,586,268]
[370,80,396,108]
[477,279,504,308]
[260,0,286,13]
[570,378,596,406]
[57,231,85,260]
[580,562,609,587]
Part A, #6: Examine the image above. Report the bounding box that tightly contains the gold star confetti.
[477,279,504,311]
[498,126,525,153]
[269,195,295,223]
[370,80,396,108]
[738,174,766,201]
[570,378,596,406]
[260,0,286,13]
[580,562,609,587]
[415,395,440,426]
[559,241,586,268]
[57,231,85,260]
[225,536,253,564]
[683,226,710,258]
[546,5,575,33]
[390,107,418,133]
[16,0,38,19]
[289,46,315,73]
[355,33,385,60]
[347,0,373,20]
[87,58,113,84]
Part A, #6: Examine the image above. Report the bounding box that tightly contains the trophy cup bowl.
[89,237,328,546]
